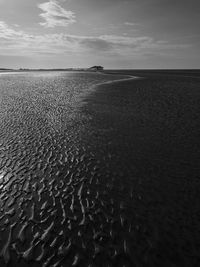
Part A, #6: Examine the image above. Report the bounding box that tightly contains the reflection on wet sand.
[0,71,135,266]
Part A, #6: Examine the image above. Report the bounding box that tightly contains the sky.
[0,0,199,69]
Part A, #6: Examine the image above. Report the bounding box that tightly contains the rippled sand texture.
[0,70,200,267]
[0,71,129,267]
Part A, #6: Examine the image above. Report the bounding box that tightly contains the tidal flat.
[0,70,200,266]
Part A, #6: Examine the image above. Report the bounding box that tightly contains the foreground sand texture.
[0,70,200,266]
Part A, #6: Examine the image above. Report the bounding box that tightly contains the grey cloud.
[124,22,137,26]
[0,21,189,57]
[80,38,113,51]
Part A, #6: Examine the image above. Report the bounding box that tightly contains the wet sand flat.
[0,70,200,266]
[81,70,200,266]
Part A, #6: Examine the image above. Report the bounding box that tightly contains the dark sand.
[80,70,200,266]
[0,70,200,266]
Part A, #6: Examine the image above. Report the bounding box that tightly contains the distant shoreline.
[1,68,200,72]
[0,69,94,72]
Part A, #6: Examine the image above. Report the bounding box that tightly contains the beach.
[0,70,200,266]
[81,70,200,266]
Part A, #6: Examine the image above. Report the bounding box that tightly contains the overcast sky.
[0,0,199,69]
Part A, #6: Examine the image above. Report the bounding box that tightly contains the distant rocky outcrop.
[88,66,104,71]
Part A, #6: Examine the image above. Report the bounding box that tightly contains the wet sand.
[0,70,200,266]
[81,70,200,266]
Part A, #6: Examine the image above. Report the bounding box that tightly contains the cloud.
[0,21,189,57]
[124,22,137,26]
[0,21,27,39]
[77,37,113,52]
[38,0,76,28]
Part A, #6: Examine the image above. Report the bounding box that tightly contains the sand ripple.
[0,71,135,266]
